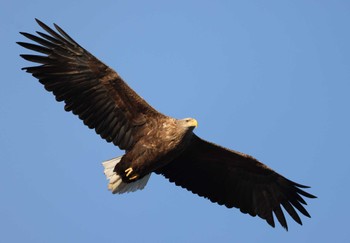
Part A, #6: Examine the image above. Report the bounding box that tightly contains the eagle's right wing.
[18,19,164,150]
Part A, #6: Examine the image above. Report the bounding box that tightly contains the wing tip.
[19,31,28,37]
[35,18,46,29]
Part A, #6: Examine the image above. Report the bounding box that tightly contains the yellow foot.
[125,167,133,177]
[129,175,138,180]
[125,167,139,180]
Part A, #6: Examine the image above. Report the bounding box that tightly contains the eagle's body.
[18,19,316,230]
[115,117,197,183]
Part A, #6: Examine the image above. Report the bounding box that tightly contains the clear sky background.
[1,1,349,242]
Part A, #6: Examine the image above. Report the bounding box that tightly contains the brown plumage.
[18,19,316,230]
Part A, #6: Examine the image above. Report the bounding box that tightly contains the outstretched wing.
[156,135,316,230]
[18,19,164,150]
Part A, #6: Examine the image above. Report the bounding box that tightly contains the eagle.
[18,19,316,230]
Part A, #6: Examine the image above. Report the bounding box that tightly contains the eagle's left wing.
[156,135,316,230]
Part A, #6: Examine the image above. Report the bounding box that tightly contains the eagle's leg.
[125,167,139,180]
[125,167,133,176]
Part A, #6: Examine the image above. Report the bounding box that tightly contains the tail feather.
[102,156,151,194]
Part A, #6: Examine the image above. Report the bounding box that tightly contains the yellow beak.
[190,119,198,128]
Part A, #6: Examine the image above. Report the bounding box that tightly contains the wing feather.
[156,135,316,230]
[19,19,164,150]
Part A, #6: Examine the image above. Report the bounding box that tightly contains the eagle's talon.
[125,167,139,180]
[125,167,133,177]
[129,175,138,180]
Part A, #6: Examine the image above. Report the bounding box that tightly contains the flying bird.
[18,19,316,230]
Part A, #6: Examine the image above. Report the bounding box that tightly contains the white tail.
[102,156,151,194]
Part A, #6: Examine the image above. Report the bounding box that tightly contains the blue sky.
[1,1,349,242]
